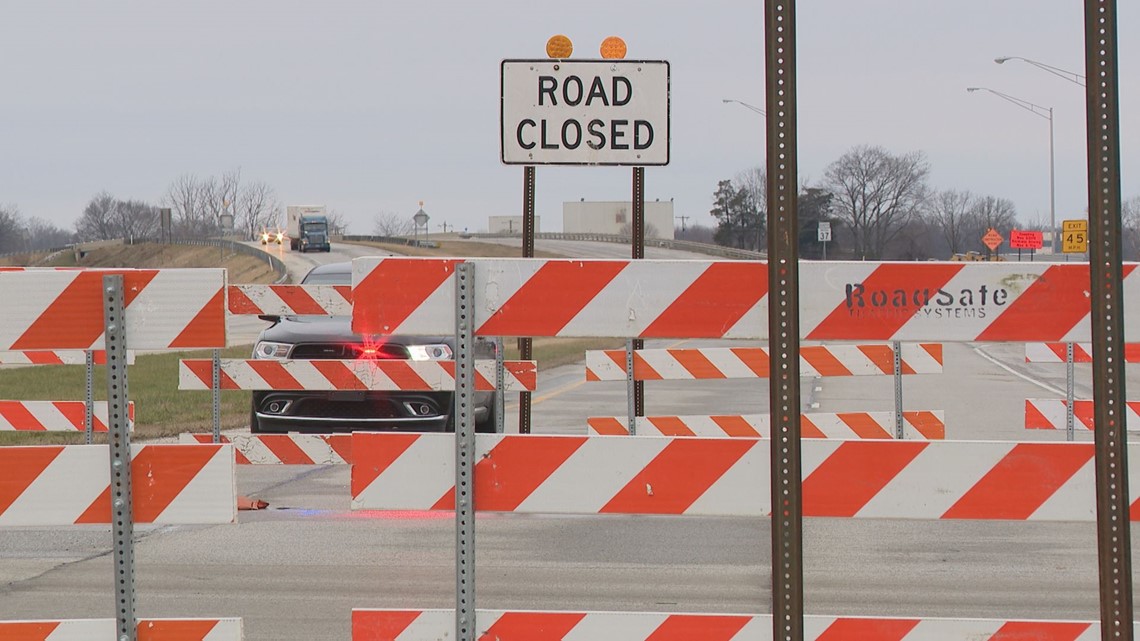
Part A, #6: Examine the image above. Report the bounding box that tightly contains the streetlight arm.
[722,98,767,116]
[966,87,1052,121]
[995,56,1086,87]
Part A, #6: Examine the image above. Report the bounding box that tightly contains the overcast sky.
[1,1,1136,235]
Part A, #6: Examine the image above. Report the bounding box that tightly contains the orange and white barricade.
[0,618,242,640]
[587,411,945,439]
[227,283,352,316]
[0,400,134,432]
[178,359,537,392]
[585,344,942,380]
[181,433,352,465]
[352,609,1109,641]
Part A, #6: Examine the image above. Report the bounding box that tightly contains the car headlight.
[407,344,453,361]
[253,341,291,359]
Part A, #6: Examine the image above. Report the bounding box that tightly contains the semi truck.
[286,206,331,252]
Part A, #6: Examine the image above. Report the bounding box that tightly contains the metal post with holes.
[494,337,505,433]
[85,350,95,444]
[517,166,536,434]
[102,275,136,641]
[632,167,646,418]
[766,1,803,639]
[893,341,904,439]
[1066,342,1076,442]
[626,339,637,435]
[212,349,221,443]
[1085,1,1133,637]
[453,263,476,641]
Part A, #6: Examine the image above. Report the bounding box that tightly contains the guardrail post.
[893,341,904,439]
[102,274,136,641]
[1066,342,1075,442]
[454,263,476,641]
[1085,1,1133,636]
[85,350,95,444]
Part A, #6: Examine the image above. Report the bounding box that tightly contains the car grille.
[289,343,409,360]
[294,398,403,419]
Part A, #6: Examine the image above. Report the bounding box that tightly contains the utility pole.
[676,215,690,232]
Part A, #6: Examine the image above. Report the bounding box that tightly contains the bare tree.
[373,211,414,237]
[1122,195,1140,259]
[164,174,216,238]
[75,192,119,240]
[237,180,280,239]
[24,216,74,250]
[619,222,662,239]
[926,190,974,255]
[824,145,930,259]
[326,209,349,235]
[0,204,26,253]
[113,199,160,240]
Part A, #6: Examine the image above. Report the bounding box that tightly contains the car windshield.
[303,222,325,231]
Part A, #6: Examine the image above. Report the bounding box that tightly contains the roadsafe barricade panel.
[1025,399,1140,432]
[350,433,1138,521]
[587,411,945,440]
[350,258,1140,342]
[0,444,236,526]
[1025,342,1140,363]
[0,269,226,350]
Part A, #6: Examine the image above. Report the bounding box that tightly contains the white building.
[563,200,675,239]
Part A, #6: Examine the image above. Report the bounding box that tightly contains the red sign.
[982,229,1004,251]
[1009,230,1044,250]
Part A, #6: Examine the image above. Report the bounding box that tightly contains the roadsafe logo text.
[844,283,1010,320]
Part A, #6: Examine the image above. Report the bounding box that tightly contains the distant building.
[488,216,540,234]
[563,200,675,239]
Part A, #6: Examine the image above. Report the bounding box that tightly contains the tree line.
[2,169,351,255]
[706,144,1140,260]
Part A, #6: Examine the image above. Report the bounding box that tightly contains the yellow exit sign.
[1062,219,1088,254]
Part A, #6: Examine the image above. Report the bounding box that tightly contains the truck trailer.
[286,206,331,252]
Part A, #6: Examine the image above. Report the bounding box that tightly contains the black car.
[249,262,498,433]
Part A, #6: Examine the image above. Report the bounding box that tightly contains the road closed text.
[501,60,669,165]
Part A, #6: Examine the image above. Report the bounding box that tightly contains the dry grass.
[348,240,566,258]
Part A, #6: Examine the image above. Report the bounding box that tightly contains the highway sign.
[501,59,670,166]
[982,228,1003,251]
[818,221,831,242]
[1009,230,1043,250]
[1062,219,1088,254]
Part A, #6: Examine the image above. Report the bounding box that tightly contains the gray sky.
[1,1,1136,235]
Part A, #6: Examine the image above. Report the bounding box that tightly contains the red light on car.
[353,340,401,360]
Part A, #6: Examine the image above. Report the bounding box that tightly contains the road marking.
[973,345,1067,397]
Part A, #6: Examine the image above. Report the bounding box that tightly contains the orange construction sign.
[982,228,1004,251]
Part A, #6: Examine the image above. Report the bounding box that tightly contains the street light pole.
[967,87,1057,253]
[995,56,1086,87]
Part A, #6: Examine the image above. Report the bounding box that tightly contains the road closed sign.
[501,59,670,166]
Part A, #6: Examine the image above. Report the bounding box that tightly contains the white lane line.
[972,345,1067,397]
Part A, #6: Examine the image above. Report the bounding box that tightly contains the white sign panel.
[818,221,832,242]
[501,59,670,166]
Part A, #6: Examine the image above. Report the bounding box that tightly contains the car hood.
[257,315,450,346]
